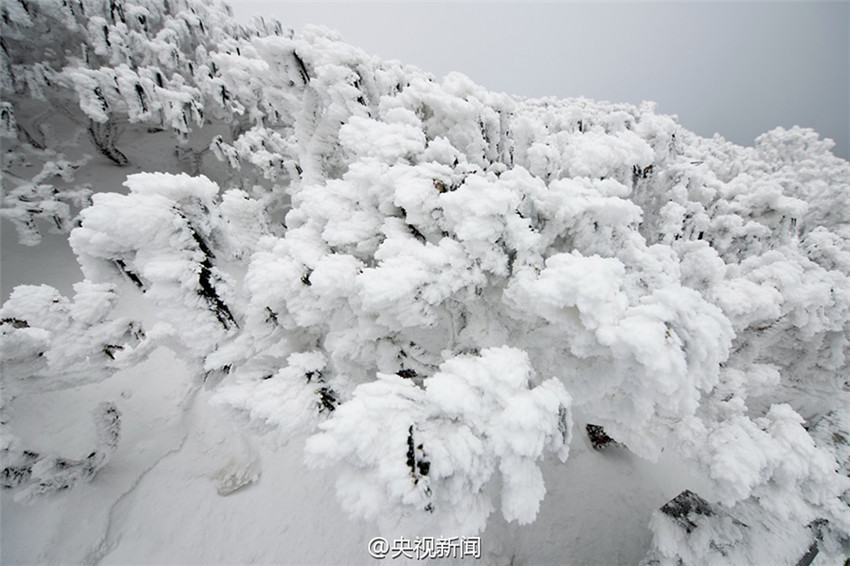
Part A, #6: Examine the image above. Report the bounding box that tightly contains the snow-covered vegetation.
[1,0,848,564]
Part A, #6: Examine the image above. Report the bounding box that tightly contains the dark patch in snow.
[178,215,237,330]
[407,223,426,244]
[405,424,433,511]
[433,179,449,193]
[317,386,336,413]
[88,119,129,166]
[558,406,570,446]
[114,258,146,290]
[659,490,716,534]
[135,83,147,113]
[103,343,123,359]
[1,450,39,488]
[795,540,820,566]
[203,364,231,385]
[586,424,619,450]
[1,317,29,328]
[292,49,310,85]
[406,426,430,479]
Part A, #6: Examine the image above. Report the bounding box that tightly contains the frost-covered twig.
[2,402,120,503]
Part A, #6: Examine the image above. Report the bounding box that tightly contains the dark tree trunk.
[88,119,129,166]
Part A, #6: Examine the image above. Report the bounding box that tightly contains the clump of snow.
[70,172,239,361]
[0,283,150,391]
[304,346,571,534]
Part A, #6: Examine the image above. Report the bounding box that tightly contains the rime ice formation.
[1,0,849,564]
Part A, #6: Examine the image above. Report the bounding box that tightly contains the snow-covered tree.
[0,0,282,244]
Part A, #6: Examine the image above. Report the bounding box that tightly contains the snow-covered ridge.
[2,0,849,563]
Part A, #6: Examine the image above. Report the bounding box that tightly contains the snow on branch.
[2,402,121,503]
[304,347,572,534]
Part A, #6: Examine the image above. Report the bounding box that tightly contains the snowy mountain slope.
[2,0,849,564]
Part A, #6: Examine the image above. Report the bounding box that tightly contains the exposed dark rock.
[660,490,716,534]
[396,368,418,379]
[586,423,618,450]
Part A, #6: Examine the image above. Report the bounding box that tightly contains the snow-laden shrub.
[0,0,276,244]
[1,0,849,561]
[304,347,572,534]
[1,282,150,391]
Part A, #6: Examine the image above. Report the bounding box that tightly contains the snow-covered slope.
[2,1,849,564]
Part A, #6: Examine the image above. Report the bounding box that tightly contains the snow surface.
[2,343,713,565]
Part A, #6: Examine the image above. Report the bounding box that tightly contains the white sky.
[227,1,849,160]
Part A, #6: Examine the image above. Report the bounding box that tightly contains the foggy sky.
[229,1,849,160]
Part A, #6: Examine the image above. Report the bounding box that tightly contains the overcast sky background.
[228,1,849,160]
